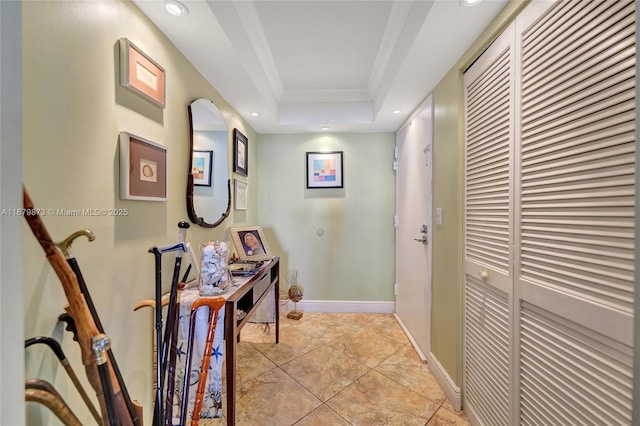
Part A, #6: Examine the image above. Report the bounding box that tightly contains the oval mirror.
[186,99,231,228]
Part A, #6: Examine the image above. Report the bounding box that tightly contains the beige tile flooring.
[202,310,470,426]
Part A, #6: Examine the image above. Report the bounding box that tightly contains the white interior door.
[395,97,433,359]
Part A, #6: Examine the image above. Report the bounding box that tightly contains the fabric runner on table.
[171,288,226,422]
[171,270,275,422]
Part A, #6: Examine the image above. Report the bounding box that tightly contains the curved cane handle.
[57,230,95,257]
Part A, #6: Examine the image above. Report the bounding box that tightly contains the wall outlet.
[394,282,398,296]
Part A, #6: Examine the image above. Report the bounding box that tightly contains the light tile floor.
[202,310,470,426]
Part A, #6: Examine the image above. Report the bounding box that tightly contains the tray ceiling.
[134,0,508,134]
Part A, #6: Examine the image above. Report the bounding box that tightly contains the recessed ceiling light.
[251,112,260,117]
[461,0,482,6]
[165,0,189,16]
[321,126,330,131]
[391,109,401,114]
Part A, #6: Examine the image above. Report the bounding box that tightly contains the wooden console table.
[225,256,280,425]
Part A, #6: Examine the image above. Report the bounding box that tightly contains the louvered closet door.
[463,24,515,426]
[515,0,636,424]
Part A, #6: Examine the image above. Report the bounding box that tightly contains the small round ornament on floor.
[286,270,304,320]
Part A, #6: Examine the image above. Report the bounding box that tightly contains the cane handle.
[133,294,170,311]
[57,230,95,257]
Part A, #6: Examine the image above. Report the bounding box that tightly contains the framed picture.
[234,179,247,210]
[229,226,272,261]
[233,129,248,176]
[306,151,344,189]
[119,38,166,108]
[119,132,168,201]
[192,150,213,186]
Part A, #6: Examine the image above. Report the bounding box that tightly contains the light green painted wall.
[429,0,528,386]
[22,1,257,424]
[257,133,396,302]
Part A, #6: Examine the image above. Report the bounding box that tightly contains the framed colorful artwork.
[119,132,168,201]
[306,151,343,188]
[119,38,166,108]
[192,150,213,186]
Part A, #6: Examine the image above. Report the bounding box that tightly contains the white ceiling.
[133,0,508,134]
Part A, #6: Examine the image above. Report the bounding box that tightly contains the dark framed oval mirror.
[186,99,231,228]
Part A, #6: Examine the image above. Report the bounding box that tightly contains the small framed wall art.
[234,179,247,210]
[229,226,272,261]
[192,150,213,186]
[119,132,168,201]
[233,129,248,176]
[119,38,166,108]
[306,151,343,189]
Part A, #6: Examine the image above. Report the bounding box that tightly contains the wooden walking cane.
[179,297,226,426]
[25,336,102,424]
[133,295,170,394]
[23,186,137,426]
[26,379,82,426]
[57,230,143,426]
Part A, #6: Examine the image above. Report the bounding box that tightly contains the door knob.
[413,236,428,245]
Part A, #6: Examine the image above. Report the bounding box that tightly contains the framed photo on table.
[233,129,248,176]
[192,150,213,186]
[119,132,168,201]
[306,151,343,188]
[119,38,166,108]
[229,226,272,261]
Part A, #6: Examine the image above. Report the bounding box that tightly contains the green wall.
[258,133,396,302]
[429,0,528,386]
[22,1,257,423]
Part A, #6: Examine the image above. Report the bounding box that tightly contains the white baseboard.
[283,299,395,314]
[427,351,462,412]
[393,313,428,362]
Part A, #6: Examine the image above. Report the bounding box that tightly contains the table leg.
[275,276,280,344]
[225,301,236,426]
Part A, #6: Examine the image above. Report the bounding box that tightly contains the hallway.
[202,311,469,425]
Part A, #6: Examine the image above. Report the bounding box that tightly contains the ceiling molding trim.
[232,1,284,99]
[204,0,281,103]
[278,101,374,125]
[369,0,434,116]
[280,88,371,103]
[367,0,414,97]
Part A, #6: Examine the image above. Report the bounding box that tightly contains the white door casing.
[395,96,433,359]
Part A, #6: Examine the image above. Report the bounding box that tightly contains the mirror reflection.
[187,99,230,228]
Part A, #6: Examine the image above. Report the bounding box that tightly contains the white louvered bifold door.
[515,0,635,424]
[463,0,636,425]
[463,24,515,426]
